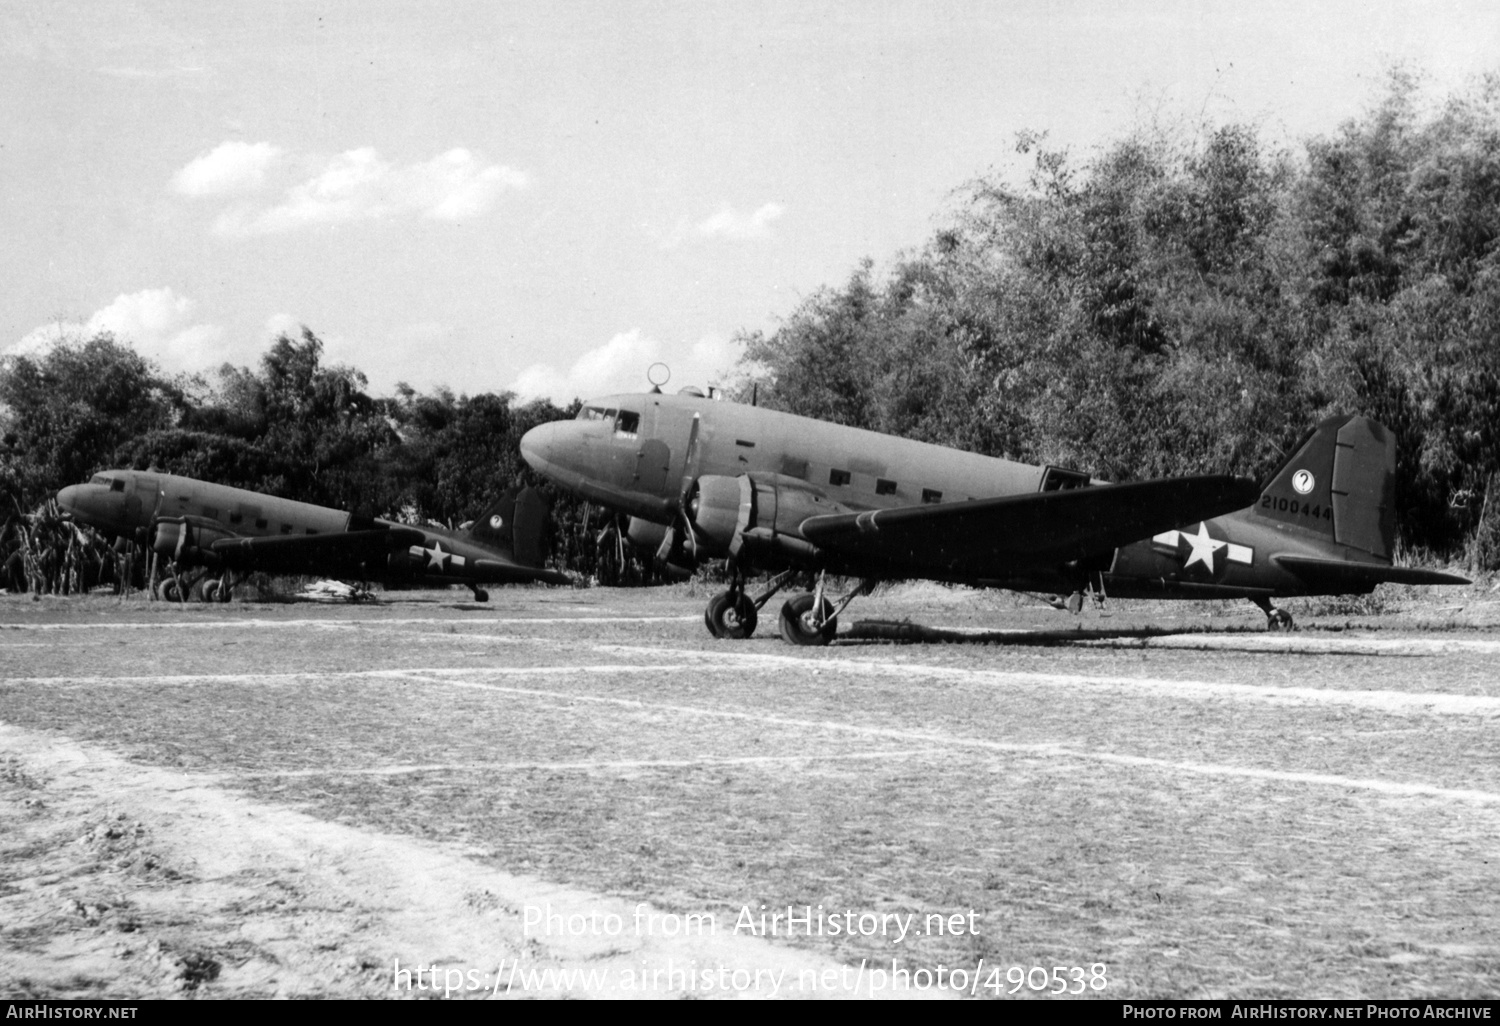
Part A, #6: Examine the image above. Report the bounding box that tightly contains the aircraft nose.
[56,484,82,514]
[519,421,565,476]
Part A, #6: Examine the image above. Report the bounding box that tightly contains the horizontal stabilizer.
[801,475,1261,577]
[471,558,572,586]
[1272,554,1471,587]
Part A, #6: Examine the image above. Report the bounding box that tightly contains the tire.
[778,593,836,646]
[201,580,222,603]
[706,590,757,639]
[1268,608,1295,632]
[159,578,184,602]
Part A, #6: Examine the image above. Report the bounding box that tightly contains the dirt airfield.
[2,579,1498,1000]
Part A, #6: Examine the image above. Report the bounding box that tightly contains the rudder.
[1255,414,1395,559]
[466,486,552,568]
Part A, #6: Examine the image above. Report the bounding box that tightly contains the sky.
[5,1,1500,404]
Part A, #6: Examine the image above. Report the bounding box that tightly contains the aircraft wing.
[209,525,572,584]
[208,527,429,576]
[798,475,1261,579]
[1272,555,1471,587]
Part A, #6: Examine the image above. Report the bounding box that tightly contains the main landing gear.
[155,569,237,603]
[704,568,797,640]
[704,571,879,647]
[1252,595,1295,631]
[469,585,490,602]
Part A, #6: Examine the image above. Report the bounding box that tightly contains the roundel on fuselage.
[489,515,504,530]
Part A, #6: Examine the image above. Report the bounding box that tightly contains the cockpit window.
[614,410,640,438]
[579,406,615,422]
[109,479,126,493]
[90,475,108,485]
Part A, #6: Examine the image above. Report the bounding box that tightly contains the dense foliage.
[4,71,1495,593]
[0,328,652,592]
[735,71,1500,567]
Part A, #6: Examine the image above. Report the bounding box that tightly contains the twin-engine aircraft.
[519,385,1466,644]
[57,471,570,600]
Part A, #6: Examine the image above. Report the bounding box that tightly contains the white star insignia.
[425,542,452,572]
[1180,522,1227,573]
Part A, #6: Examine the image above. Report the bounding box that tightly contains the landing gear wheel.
[201,579,226,603]
[1268,608,1294,631]
[159,578,184,602]
[472,588,490,603]
[778,593,837,646]
[706,590,757,639]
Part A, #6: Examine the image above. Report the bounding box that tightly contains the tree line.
[0,329,658,594]
[734,70,1500,568]
[4,69,1494,595]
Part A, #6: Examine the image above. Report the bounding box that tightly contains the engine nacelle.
[625,517,669,553]
[150,518,234,568]
[687,476,745,555]
[686,473,835,566]
[624,516,695,576]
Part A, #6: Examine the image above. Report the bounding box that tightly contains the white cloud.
[211,147,529,237]
[659,202,786,248]
[264,313,301,339]
[172,141,284,196]
[510,330,741,404]
[9,288,237,376]
[695,202,785,241]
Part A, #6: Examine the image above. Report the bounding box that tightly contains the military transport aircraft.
[518,385,1465,643]
[518,382,1258,643]
[57,470,570,601]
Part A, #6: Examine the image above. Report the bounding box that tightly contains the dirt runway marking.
[1080,634,1500,656]
[595,645,1500,717]
[9,649,1498,718]
[1,665,721,688]
[0,615,696,632]
[0,722,902,999]
[227,749,939,779]
[397,673,1500,806]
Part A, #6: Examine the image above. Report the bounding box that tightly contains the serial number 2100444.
[1262,494,1333,520]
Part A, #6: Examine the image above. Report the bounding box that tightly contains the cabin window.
[922,488,942,504]
[110,479,126,493]
[876,479,898,496]
[306,528,319,535]
[780,457,809,480]
[201,507,218,519]
[829,469,851,486]
[735,439,755,448]
[229,512,243,525]
[614,410,640,438]
[281,524,293,534]
[255,518,268,529]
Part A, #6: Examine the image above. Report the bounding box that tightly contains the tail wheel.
[706,590,757,639]
[1268,608,1295,631]
[778,593,836,646]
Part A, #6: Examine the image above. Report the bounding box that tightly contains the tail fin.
[466,486,553,568]
[1255,414,1396,559]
